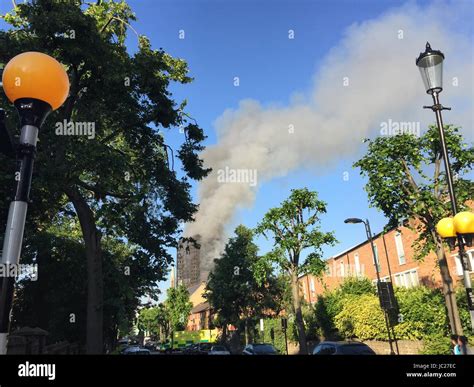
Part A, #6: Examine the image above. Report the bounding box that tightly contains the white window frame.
[394,232,406,265]
[393,268,419,288]
[340,260,345,277]
[354,253,361,276]
[452,250,474,276]
[310,277,315,292]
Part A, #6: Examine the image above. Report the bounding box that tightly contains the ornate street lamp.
[344,218,399,355]
[438,212,474,257]
[417,42,474,332]
[0,52,69,354]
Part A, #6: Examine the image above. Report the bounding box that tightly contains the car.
[121,346,151,355]
[242,343,279,355]
[144,341,157,351]
[209,345,231,355]
[191,342,213,355]
[312,341,376,355]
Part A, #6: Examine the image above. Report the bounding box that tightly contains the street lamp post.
[416,42,474,332]
[0,52,69,355]
[344,218,399,355]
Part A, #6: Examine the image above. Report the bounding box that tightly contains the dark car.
[121,346,151,355]
[192,342,213,355]
[242,343,279,355]
[312,341,376,355]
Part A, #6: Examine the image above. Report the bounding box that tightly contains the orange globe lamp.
[2,52,69,127]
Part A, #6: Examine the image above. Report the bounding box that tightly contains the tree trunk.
[66,187,104,354]
[432,230,463,335]
[290,269,307,354]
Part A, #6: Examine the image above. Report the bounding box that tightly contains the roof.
[191,301,211,314]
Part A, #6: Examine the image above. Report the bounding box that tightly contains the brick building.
[299,223,474,304]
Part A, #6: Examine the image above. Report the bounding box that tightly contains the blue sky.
[1,0,472,301]
[122,0,470,299]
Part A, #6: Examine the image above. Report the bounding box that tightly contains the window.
[453,250,474,276]
[354,253,361,276]
[340,260,345,277]
[394,269,419,288]
[310,277,315,292]
[374,244,381,272]
[395,232,406,265]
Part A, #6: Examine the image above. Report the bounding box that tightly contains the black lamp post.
[0,52,69,354]
[416,42,474,332]
[344,218,399,355]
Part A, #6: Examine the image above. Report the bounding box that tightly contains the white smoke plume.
[185,1,474,276]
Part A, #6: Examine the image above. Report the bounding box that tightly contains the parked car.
[242,343,279,355]
[144,341,157,351]
[182,343,198,354]
[312,341,376,355]
[121,346,151,355]
[190,342,213,355]
[209,345,231,355]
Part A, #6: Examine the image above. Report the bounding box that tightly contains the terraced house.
[299,221,474,303]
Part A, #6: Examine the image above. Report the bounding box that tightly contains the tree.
[137,307,160,338]
[255,188,337,354]
[1,0,210,353]
[205,225,284,343]
[354,125,474,335]
[156,303,171,341]
[165,285,192,344]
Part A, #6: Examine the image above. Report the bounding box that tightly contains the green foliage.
[314,280,451,342]
[354,125,473,261]
[165,285,192,332]
[259,318,297,354]
[339,277,376,296]
[255,188,337,277]
[334,294,387,340]
[455,286,473,334]
[420,334,452,355]
[137,307,160,337]
[395,286,449,337]
[205,225,285,331]
[1,0,210,350]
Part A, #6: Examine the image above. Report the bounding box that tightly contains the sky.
[1,0,473,302]
[121,0,473,300]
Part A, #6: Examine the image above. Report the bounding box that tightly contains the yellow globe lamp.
[2,52,69,127]
[453,211,474,247]
[436,217,457,238]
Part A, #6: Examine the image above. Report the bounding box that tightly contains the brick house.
[299,223,474,303]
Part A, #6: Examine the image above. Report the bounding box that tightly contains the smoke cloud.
[185,1,474,276]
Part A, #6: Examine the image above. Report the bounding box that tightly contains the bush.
[395,287,449,337]
[420,334,452,355]
[334,294,387,340]
[318,284,451,341]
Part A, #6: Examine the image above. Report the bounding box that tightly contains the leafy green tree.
[354,125,473,335]
[205,225,284,343]
[255,188,337,354]
[165,285,192,344]
[155,303,171,341]
[137,307,159,338]
[1,0,209,353]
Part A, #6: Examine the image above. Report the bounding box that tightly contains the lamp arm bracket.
[423,104,452,111]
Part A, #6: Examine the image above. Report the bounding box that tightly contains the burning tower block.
[176,235,202,289]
